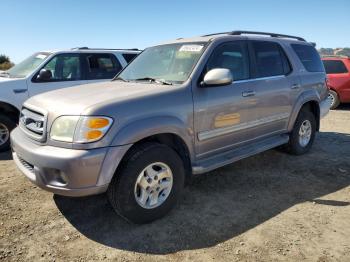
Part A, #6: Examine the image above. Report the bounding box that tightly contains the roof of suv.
[160,30,313,46]
[41,47,141,54]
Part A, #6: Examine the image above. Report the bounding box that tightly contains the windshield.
[118,42,207,84]
[6,52,51,78]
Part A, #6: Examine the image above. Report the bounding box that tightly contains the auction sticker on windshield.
[179,45,203,52]
[36,54,48,59]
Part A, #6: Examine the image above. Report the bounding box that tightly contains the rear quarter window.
[85,53,122,80]
[122,53,138,63]
[291,44,324,72]
[322,60,348,74]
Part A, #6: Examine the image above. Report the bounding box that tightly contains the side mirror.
[37,69,52,81]
[201,68,233,87]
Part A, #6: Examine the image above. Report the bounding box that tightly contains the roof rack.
[71,47,141,51]
[202,30,306,42]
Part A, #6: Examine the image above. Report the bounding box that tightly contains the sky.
[1,0,349,63]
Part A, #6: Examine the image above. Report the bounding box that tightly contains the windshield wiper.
[132,77,172,85]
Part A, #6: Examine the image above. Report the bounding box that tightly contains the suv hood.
[25,81,175,116]
[0,77,27,97]
[0,76,24,82]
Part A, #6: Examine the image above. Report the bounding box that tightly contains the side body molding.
[287,89,321,132]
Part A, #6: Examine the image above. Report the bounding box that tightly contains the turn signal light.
[87,118,110,129]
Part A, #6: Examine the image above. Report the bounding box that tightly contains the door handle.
[291,84,300,90]
[242,91,256,97]
[13,89,27,94]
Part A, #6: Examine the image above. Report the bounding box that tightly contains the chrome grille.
[19,107,46,141]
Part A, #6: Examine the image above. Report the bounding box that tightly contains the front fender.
[287,90,320,132]
[111,116,195,158]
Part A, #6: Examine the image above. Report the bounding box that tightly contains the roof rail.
[202,30,306,42]
[71,47,141,51]
[231,31,306,41]
[71,47,89,50]
[202,32,231,37]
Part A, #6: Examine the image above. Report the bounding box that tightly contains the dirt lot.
[1,106,350,262]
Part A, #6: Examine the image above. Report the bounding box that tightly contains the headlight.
[50,116,79,142]
[50,116,113,143]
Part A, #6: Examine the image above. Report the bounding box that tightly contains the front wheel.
[0,114,16,152]
[286,109,316,155]
[107,143,185,224]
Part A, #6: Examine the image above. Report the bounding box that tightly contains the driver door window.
[206,41,250,81]
[28,54,86,97]
[41,54,81,81]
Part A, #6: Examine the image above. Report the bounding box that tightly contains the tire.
[0,114,16,152]
[107,142,185,224]
[328,90,340,109]
[286,109,316,155]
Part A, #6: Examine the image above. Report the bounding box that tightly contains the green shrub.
[0,62,14,70]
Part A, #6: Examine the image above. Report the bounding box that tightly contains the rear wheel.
[286,109,316,155]
[328,90,340,109]
[0,114,16,152]
[107,142,185,224]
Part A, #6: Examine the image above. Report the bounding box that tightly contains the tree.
[0,54,10,64]
[335,48,350,57]
[318,48,350,57]
[0,54,14,70]
[318,48,334,56]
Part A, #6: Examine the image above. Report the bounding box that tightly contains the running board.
[192,134,289,174]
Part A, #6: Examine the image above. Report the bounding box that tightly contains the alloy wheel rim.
[298,120,312,147]
[0,123,9,146]
[328,93,335,108]
[134,162,173,209]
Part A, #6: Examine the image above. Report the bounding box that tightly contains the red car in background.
[322,56,350,109]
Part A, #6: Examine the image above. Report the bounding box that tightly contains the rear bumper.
[320,96,331,118]
[11,127,131,197]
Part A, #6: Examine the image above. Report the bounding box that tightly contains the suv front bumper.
[11,127,130,197]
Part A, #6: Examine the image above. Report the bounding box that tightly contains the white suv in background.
[0,48,140,151]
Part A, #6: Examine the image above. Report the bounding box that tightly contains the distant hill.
[318,48,350,57]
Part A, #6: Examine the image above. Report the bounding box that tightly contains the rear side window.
[322,60,348,74]
[122,53,138,63]
[85,54,122,80]
[252,41,291,78]
[291,44,324,72]
[206,41,250,81]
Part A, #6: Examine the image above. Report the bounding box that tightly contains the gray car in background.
[11,31,330,223]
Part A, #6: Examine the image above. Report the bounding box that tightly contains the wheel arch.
[106,116,195,185]
[120,133,193,183]
[0,101,20,122]
[288,93,321,132]
[111,116,195,158]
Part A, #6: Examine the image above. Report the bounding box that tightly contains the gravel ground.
[1,105,350,262]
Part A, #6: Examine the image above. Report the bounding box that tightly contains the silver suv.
[11,31,330,223]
